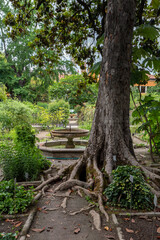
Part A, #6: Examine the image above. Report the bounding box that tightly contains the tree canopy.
[0,0,77,101]
[3,0,160,80]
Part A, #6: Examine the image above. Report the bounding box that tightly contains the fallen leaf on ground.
[15,222,22,228]
[47,189,53,192]
[105,235,115,239]
[5,219,14,223]
[104,226,109,231]
[26,234,30,238]
[157,227,160,233]
[139,216,148,219]
[48,226,53,229]
[74,228,81,234]
[32,227,45,233]
[131,219,135,223]
[126,228,134,233]
[124,218,130,221]
[147,218,152,222]
[42,206,47,209]
[41,210,48,214]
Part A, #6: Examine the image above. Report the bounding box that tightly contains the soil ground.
[0,130,160,240]
[118,215,160,240]
[28,183,117,240]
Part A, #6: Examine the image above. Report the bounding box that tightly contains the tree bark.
[85,0,136,179]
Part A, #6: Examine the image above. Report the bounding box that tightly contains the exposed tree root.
[146,167,160,174]
[17,181,42,187]
[54,179,91,192]
[33,192,42,202]
[45,207,59,211]
[34,163,76,192]
[146,183,160,197]
[52,193,73,198]
[77,188,83,197]
[98,194,109,222]
[19,207,37,240]
[60,190,71,209]
[61,197,67,209]
[43,163,55,175]
[69,205,95,216]
[0,213,29,220]
[73,186,97,198]
[89,209,101,231]
[42,185,50,196]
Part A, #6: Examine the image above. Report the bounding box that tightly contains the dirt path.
[28,181,117,240]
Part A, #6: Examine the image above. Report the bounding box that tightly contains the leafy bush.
[0,180,34,214]
[0,82,7,101]
[48,99,70,127]
[14,124,36,147]
[0,232,17,240]
[0,102,51,181]
[37,102,48,109]
[0,99,33,131]
[0,141,51,181]
[104,165,154,210]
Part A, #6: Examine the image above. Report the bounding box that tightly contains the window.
[140,86,147,93]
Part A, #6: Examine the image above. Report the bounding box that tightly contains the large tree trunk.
[85,0,136,181]
[55,0,160,198]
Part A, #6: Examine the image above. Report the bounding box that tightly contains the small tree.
[132,94,160,160]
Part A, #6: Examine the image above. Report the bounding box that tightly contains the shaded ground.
[28,184,117,240]
[0,216,27,236]
[118,215,160,240]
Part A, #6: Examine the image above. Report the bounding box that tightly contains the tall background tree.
[0,0,76,102]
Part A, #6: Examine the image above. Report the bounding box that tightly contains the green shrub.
[104,165,154,210]
[37,102,48,109]
[0,141,51,181]
[0,100,32,131]
[0,180,34,214]
[14,124,36,147]
[48,99,70,127]
[0,232,17,240]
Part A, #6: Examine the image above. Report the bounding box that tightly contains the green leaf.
[89,61,101,76]
[135,24,159,41]
[96,34,104,46]
[151,0,160,9]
